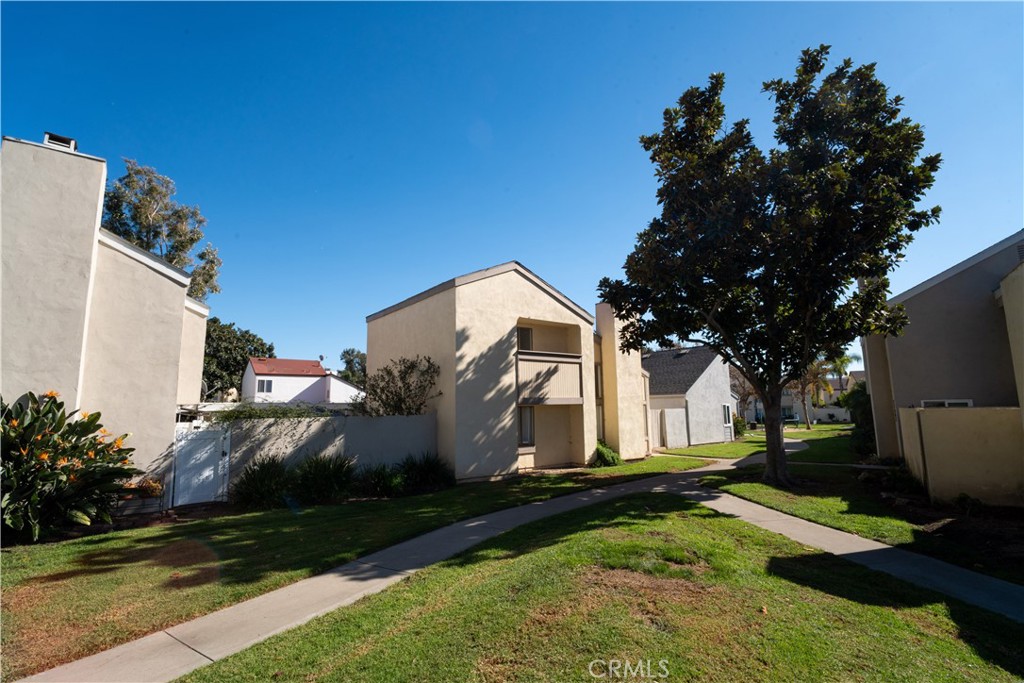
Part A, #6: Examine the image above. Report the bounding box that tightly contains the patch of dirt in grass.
[3,585,92,680]
[585,567,717,604]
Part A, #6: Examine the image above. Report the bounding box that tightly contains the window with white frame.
[257,379,274,393]
[518,406,535,446]
[921,399,973,408]
[595,364,603,399]
[723,404,732,425]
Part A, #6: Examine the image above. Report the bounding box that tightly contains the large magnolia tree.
[599,46,940,485]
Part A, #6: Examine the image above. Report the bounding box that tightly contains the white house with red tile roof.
[241,358,362,404]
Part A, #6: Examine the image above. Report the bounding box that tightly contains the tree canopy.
[352,356,440,417]
[338,348,367,388]
[599,45,940,484]
[102,159,222,301]
[202,317,275,400]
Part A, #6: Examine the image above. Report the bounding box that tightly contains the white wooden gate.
[172,425,230,506]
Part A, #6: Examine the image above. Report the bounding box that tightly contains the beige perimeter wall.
[898,407,1024,507]
[227,414,437,484]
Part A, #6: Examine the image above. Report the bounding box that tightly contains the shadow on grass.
[766,552,1024,677]
[702,464,1024,586]
[17,469,693,592]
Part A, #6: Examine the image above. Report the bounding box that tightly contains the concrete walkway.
[23,446,1024,682]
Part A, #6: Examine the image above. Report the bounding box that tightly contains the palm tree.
[789,359,835,430]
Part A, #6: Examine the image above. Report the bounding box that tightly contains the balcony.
[517,351,583,405]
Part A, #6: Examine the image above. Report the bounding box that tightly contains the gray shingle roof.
[641,346,721,396]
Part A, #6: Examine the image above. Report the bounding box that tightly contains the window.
[921,399,973,408]
[257,379,273,393]
[518,406,535,446]
[595,364,603,399]
[517,327,533,351]
[723,404,732,425]
[596,405,604,441]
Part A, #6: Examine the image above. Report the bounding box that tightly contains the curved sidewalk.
[23,455,1024,683]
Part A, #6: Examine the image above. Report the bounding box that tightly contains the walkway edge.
[20,463,1024,683]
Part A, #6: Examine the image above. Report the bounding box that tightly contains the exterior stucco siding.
[79,241,185,475]
[682,359,733,445]
[454,270,596,478]
[176,305,208,404]
[366,287,457,467]
[886,247,1020,409]
[1,139,105,406]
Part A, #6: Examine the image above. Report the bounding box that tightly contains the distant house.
[862,230,1023,506]
[366,261,651,480]
[241,358,362,404]
[642,347,734,448]
[0,134,208,478]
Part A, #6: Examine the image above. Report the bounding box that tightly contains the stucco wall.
[177,304,208,404]
[999,263,1024,419]
[80,240,186,475]
[886,247,1020,409]
[227,414,437,484]
[454,270,596,478]
[1,138,105,406]
[595,303,649,459]
[367,286,457,467]
[899,407,1023,507]
[533,404,573,467]
[862,333,901,459]
[327,376,362,403]
[684,358,734,445]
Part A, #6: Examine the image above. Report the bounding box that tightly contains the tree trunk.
[802,393,812,430]
[762,389,793,487]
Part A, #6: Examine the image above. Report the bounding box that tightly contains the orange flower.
[87,450,95,459]
[120,459,131,466]
[99,428,110,435]
[19,446,29,456]
[72,459,83,469]
[35,434,42,441]
[43,390,60,398]
[57,457,69,466]
[113,437,124,450]
[37,452,50,462]
[69,474,77,483]
[9,419,18,428]
[80,411,90,419]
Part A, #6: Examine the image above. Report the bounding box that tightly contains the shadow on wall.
[456,326,559,480]
[225,415,436,485]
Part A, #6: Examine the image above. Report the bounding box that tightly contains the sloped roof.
[248,358,327,377]
[850,370,866,383]
[641,346,721,396]
[365,261,594,324]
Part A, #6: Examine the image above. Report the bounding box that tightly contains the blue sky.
[3,2,1021,369]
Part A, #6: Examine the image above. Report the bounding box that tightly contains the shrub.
[352,356,441,416]
[136,477,164,499]
[591,440,623,468]
[840,381,876,456]
[397,452,455,495]
[355,463,405,498]
[292,453,355,504]
[229,456,294,509]
[1,391,139,543]
[733,414,747,438]
[211,403,337,424]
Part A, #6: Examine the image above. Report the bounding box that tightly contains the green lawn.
[666,424,859,464]
[0,456,703,681]
[700,465,1024,586]
[177,494,1024,683]
[664,435,767,459]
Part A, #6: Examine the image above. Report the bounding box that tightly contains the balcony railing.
[517,351,583,405]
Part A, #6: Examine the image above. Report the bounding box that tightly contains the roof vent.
[42,132,77,152]
[1016,243,1024,262]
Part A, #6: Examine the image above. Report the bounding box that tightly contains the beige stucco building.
[366,262,650,480]
[861,230,1024,506]
[1,134,209,477]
